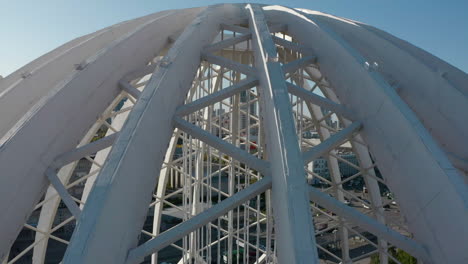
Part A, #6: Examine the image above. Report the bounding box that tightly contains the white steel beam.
[282,55,317,75]
[175,77,258,116]
[272,35,313,54]
[307,185,430,262]
[125,176,273,264]
[286,82,355,120]
[62,5,246,263]
[201,52,256,76]
[203,33,252,53]
[45,168,81,219]
[246,4,318,263]
[32,162,77,264]
[268,23,287,33]
[302,121,362,164]
[52,133,119,168]
[119,80,141,99]
[173,117,269,175]
[221,23,250,34]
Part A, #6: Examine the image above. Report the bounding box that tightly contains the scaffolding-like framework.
[0,4,467,264]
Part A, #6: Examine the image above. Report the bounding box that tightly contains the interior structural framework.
[0,4,467,264]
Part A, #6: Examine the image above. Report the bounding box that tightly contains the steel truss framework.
[0,3,467,264]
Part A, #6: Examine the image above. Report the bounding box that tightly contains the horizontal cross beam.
[282,55,317,75]
[302,122,362,164]
[125,176,273,264]
[307,185,430,262]
[202,52,257,76]
[173,117,269,175]
[46,168,81,219]
[272,35,314,55]
[203,33,252,53]
[286,82,355,120]
[176,77,258,116]
[119,80,141,99]
[221,23,250,34]
[52,132,119,169]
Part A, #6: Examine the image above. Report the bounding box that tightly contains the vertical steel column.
[246,4,318,263]
[150,129,180,264]
[188,66,223,262]
[228,90,239,264]
[150,62,209,261]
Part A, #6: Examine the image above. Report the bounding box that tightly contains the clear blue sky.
[1,0,467,76]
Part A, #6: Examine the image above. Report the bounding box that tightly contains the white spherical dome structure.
[0,4,467,264]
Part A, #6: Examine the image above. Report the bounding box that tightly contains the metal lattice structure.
[1,4,467,264]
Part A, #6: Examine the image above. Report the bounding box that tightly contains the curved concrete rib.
[0,10,174,139]
[247,4,318,263]
[0,9,200,261]
[264,5,468,263]
[302,11,468,174]
[343,16,468,96]
[63,5,245,263]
